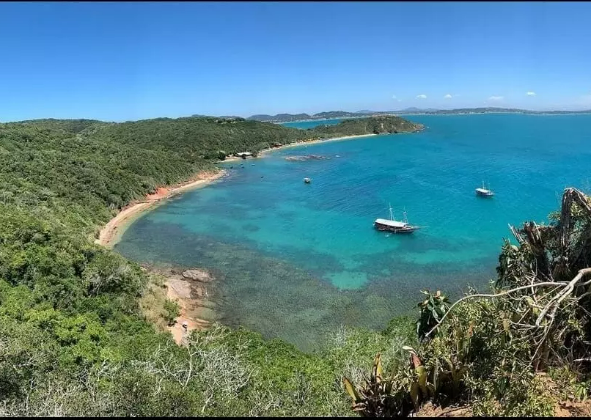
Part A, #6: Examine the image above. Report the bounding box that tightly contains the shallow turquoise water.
[115,114,591,350]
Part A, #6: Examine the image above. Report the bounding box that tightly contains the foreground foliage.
[344,187,591,416]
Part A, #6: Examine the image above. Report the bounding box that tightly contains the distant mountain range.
[247,111,387,123]
[244,107,591,123]
[247,111,360,122]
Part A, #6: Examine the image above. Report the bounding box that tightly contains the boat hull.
[475,190,494,197]
[374,222,419,233]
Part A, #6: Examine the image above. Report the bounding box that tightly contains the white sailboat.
[374,204,419,234]
[475,181,494,197]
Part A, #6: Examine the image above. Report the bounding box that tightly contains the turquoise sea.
[115,114,591,351]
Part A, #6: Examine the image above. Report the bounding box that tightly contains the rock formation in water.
[182,268,214,283]
[285,154,330,162]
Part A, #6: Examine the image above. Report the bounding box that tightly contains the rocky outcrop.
[285,154,329,162]
[154,266,219,345]
[182,269,214,283]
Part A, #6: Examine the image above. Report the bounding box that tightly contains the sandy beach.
[96,169,227,248]
[98,133,376,247]
[259,133,377,156]
[98,133,378,247]
[223,133,377,163]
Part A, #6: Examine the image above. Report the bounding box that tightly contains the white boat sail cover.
[475,188,491,193]
[374,218,408,228]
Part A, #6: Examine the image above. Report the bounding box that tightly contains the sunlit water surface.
[115,114,591,350]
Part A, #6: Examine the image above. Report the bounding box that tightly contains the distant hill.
[247,110,397,123]
[246,107,591,123]
[218,115,244,120]
[248,113,313,122]
[311,115,423,137]
[397,107,440,113]
[313,111,361,119]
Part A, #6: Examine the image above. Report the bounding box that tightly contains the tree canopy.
[0,115,422,416]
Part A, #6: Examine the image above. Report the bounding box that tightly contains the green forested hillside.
[89,117,313,159]
[0,116,421,416]
[311,115,423,136]
[0,115,422,236]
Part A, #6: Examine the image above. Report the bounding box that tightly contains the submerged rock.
[285,154,329,162]
[182,269,214,283]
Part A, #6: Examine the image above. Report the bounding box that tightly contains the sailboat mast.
[389,203,394,221]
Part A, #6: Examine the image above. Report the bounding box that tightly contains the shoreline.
[96,129,414,342]
[96,132,383,261]
[223,133,378,163]
[261,133,378,156]
[95,169,227,249]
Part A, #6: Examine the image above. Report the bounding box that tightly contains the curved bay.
[115,114,591,351]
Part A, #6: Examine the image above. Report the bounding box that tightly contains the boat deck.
[374,218,408,228]
[476,188,494,196]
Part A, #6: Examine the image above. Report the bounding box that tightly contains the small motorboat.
[304,177,311,184]
[475,181,494,197]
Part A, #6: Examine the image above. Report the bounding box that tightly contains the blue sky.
[1,1,591,122]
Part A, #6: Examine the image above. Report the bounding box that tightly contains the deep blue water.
[115,114,591,351]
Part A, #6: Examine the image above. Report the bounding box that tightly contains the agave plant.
[403,346,432,410]
[343,354,412,417]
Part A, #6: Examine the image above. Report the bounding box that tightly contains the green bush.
[163,299,180,326]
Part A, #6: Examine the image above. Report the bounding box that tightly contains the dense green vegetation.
[1,114,589,416]
[0,115,422,416]
[249,112,316,122]
[311,115,423,136]
[0,115,417,234]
